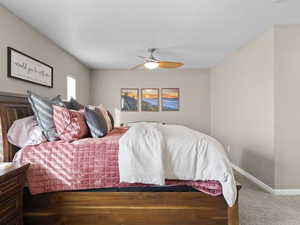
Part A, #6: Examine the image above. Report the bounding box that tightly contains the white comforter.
[119,123,237,207]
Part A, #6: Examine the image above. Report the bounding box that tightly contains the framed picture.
[7,47,53,88]
[141,88,160,112]
[121,88,139,111]
[161,88,180,111]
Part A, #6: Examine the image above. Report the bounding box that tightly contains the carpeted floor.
[235,173,300,225]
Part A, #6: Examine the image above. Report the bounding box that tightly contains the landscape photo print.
[141,88,159,112]
[120,88,139,111]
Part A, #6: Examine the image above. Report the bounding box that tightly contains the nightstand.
[0,163,29,225]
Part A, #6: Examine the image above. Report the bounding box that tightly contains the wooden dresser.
[0,163,29,225]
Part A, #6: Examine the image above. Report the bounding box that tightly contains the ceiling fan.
[131,48,184,70]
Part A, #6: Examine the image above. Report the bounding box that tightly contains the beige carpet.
[235,173,300,225]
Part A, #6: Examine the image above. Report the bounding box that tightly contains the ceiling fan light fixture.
[144,61,159,70]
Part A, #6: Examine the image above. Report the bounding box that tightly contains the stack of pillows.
[8,91,114,148]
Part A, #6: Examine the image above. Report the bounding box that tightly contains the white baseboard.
[273,189,300,195]
[231,163,274,193]
[231,163,300,195]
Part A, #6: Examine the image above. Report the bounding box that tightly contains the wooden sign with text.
[7,47,53,88]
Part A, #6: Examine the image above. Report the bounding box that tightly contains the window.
[67,76,76,100]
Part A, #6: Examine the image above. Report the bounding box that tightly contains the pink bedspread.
[16,128,222,196]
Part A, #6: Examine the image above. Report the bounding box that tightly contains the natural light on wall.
[67,76,76,100]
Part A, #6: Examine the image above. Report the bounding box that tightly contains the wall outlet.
[226,145,231,153]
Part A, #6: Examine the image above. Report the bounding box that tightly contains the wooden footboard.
[23,186,240,225]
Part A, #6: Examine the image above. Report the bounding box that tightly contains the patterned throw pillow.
[53,106,88,141]
[84,106,108,138]
[27,91,66,141]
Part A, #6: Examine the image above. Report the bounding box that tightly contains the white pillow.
[8,116,46,148]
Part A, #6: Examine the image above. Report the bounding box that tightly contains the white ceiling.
[1,0,300,69]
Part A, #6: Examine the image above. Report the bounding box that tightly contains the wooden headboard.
[0,91,33,162]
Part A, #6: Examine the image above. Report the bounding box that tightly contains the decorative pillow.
[27,91,65,141]
[7,116,46,148]
[107,110,114,129]
[98,105,113,132]
[53,106,88,141]
[84,106,108,138]
[66,97,84,110]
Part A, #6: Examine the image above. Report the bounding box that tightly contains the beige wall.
[211,25,300,189]
[0,6,91,104]
[210,29,275,187]
[274,25,300,189]
[91,69,211,133]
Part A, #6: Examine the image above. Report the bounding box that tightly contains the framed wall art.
[161,88,180,111]
[120,88,139,111]
[7,47,53,88]
[141,88,159,112]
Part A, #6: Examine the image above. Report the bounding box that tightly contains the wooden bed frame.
[0,91,241,225]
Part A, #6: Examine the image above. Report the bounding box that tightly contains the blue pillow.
[84,106,108,138]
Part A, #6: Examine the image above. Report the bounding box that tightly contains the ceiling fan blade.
[138,55,148,59]
[138,56,159,62]
[130,63,144,70]
[159,61,184,69]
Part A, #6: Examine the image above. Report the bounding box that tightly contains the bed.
[0,91,241,225]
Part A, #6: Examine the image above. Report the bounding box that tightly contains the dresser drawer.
[0,194,21,224]
[1,215,21,225]
[0,163,29,225]
[0,175,23,201]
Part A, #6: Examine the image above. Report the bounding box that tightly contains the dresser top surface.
[0,163,29,178]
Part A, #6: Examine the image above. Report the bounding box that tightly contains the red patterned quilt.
[15,128,222,196]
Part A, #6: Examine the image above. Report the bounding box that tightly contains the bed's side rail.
[0,91,32,162]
